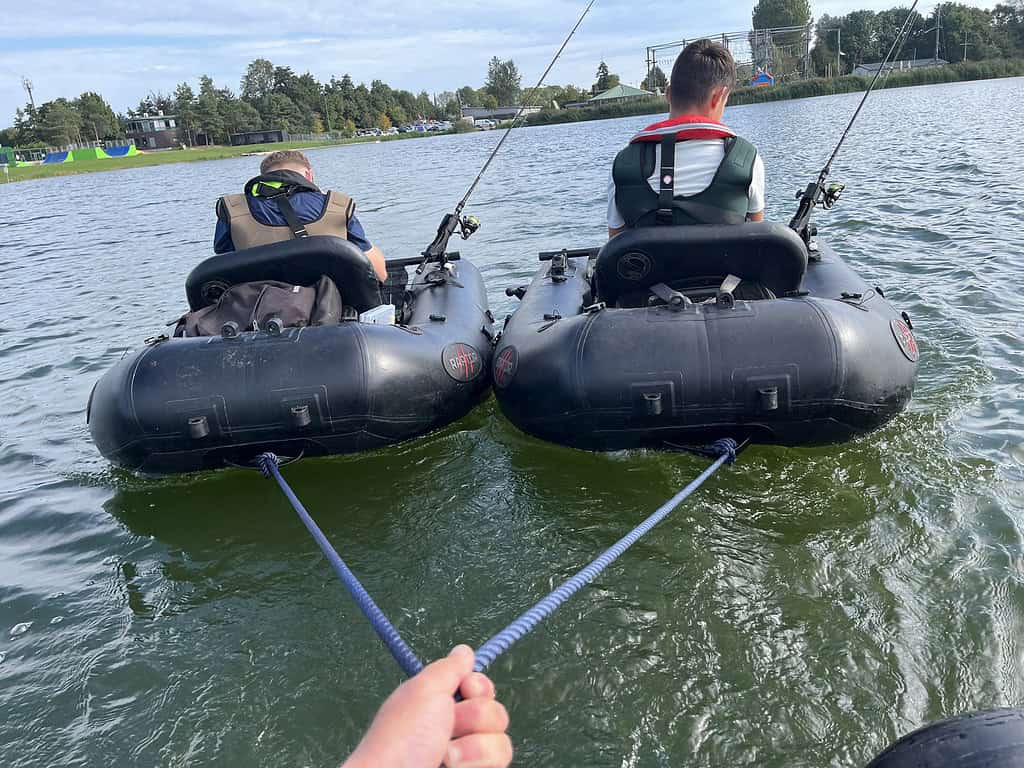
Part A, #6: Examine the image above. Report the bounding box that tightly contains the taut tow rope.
[257,437,739,675]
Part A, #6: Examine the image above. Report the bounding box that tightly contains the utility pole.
[322,92,332,133]
[837,27,842,75]
[21,77,35,110]
[920,7,943,63]
[827,28,843,76]
[961,33,970,61]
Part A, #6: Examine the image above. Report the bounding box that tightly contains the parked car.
[475,119,495,130]
[385,127,399,135]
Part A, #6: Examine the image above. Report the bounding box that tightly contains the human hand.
[342,645,512,768]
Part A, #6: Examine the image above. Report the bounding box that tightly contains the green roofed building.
[588,84,655,104]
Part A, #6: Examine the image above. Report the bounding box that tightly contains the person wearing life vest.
[607,39,765,237]
[214,150,389,282]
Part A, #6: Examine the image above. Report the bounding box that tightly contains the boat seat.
[186,235,382,313]
[594,222,808,307]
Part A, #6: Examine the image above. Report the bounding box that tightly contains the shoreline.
[525,60,1024,128]
[0,130,453,184]
[5,61,1022,184]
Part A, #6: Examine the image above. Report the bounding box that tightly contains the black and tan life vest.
[218,171,355,251]
[612,115,757,228]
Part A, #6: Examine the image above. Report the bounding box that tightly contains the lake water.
[1,76,1022,767]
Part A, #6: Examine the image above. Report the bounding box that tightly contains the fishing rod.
[418,0,596,272]
[790,0,920,244]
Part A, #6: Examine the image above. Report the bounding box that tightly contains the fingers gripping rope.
[257,437,738,676]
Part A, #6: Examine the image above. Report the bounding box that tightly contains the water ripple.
[0,77,1022,767]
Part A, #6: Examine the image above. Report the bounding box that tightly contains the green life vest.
[612,129,757,228]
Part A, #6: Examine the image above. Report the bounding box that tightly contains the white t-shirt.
[607,139,765,229]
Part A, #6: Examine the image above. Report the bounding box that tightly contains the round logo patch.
[493,346,519,389]
[442,343,483,382]
[617,251,653,282]
[890,318,919,362]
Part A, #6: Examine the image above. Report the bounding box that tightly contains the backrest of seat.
[594,222,808,306]
[186,235,381,312]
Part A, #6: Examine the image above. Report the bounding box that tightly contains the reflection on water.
[0,77,1023,767]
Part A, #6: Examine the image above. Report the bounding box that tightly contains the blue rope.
[472,437,737,671]
[256,453,425,677]
[256,437,738,677]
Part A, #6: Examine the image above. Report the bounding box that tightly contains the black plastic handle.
[386,252,462,268]
[538,247,599,262]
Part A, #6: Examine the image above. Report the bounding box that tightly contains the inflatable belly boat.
[493,222,918,450]
[89,236,494,473]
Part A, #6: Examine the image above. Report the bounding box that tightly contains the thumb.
[413,645,475,694]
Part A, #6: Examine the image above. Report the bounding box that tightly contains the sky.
[1,0,994,124]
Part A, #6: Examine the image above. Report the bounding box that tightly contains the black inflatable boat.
[492,222,918,450]
[89,236,494,473]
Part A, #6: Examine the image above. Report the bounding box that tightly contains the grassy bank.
[526,59,1024,127]
[2,131,440,183]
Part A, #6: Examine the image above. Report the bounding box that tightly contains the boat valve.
[266,317,284,336]
[221,321,240,339]
[758,387,779,412]
[643,392,663,416]
[188,415,210,439]
[290,405,312,428]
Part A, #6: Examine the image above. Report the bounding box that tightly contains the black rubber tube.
[866,709,1024,768]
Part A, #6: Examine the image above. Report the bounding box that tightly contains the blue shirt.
[214,190,373,254]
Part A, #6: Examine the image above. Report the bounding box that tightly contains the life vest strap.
[657,135,675,225]
[273,193,310,239]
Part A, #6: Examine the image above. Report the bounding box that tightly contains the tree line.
[2,53,630,149]
[751,0,1024,75]
[812,2,1024,73]
[1,55,598,149]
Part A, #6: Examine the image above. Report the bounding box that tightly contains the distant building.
[460,106,542,122]
[125,113,180,149]
[588,84,655,104]
[564,84,656,110]
[853,57,948,76]
[229,130,289,146]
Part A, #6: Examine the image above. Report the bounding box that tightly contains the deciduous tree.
[195,75,225,143]
[752,0,811,29]
[74,92,119,140]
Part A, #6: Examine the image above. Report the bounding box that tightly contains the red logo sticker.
[493,346,519,389]
[890,318,919,362]
[442,343,483,383]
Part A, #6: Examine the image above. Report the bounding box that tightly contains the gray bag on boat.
[173,274,343,337]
